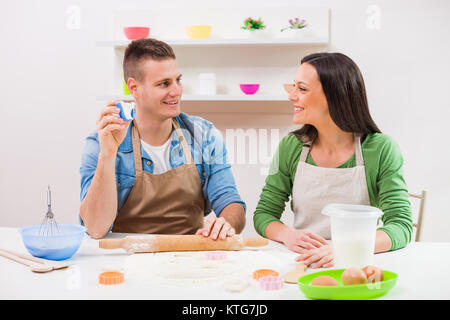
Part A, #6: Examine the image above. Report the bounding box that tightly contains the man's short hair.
[123,38,176,82]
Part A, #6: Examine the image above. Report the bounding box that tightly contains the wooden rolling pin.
[99,234,268,254]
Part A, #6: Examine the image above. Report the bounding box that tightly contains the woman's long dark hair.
[292,52,381,142]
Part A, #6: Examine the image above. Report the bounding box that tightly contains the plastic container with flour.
[322,204,383,268]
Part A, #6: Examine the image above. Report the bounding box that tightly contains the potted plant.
[241,17,267,38]
[280,18,307,37]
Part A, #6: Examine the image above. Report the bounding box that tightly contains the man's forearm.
[80,152,118,238]
[218,203,246,234]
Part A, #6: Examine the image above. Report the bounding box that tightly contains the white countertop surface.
[1,227,449,300]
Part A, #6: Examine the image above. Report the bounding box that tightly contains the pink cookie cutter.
[259,276,283,290]
[205,251,227,261]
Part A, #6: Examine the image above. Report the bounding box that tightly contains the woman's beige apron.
[112,119,204,234]
[292,134,371,240]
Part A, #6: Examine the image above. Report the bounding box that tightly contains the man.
[80,38,246,239]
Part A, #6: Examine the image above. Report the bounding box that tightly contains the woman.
[253,52,413,268]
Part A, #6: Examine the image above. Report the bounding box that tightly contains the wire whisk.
[39,185,60,236]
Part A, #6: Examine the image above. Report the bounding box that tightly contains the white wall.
[1,0,449,241]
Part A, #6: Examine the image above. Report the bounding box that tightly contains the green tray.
[298,269,398,300]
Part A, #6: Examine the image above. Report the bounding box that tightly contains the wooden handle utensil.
[99,234,269,253]
[0,249,72,273]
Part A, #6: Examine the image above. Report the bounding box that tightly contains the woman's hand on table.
[295,244,334,269]
[196,215,235,240]
[281,228,328,254]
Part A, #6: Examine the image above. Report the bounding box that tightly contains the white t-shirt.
[140,138,172,174]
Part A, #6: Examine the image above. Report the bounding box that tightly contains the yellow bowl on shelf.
[185,25,212,39]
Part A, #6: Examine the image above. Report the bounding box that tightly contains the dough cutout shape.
[282,262,306,283]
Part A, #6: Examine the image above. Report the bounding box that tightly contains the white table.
[1,227,449,300]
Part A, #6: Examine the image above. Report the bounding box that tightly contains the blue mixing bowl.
[19,224,86,261]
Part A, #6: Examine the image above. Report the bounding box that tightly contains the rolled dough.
[282,262,307,283]
[124,250,282,288]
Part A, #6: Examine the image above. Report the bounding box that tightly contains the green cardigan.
[253,133,413,251]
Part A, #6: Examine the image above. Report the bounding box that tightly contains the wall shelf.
[97,94,289,101]
[96,95,293,114]
[101,6,329,114]
[97,38,329,48]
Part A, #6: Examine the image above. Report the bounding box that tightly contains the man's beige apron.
[112,119,204,234]
[292,134,371,240]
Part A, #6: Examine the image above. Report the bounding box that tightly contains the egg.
[311,275,339,286]
[362,265,384,283]
[341,267,368,285]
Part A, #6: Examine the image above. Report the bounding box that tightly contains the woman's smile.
[294,106,305,113]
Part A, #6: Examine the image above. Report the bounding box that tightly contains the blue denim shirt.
[79,112,246,229]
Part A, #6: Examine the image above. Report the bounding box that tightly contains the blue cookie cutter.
[115,101,135,121]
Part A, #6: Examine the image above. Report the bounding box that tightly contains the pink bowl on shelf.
[240,84,260,95]
[123,27,150,40]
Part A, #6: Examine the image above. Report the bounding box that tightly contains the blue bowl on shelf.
[19,224,86,261]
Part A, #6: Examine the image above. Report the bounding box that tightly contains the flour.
[124,250,282,288]
[128,242,152,252]
[101,265,125,272]
[123,235,156,253]
[224,277,250,292]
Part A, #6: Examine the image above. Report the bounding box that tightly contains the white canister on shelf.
[198,73,217,95]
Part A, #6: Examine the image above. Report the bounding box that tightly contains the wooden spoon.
[0,249,71,273]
